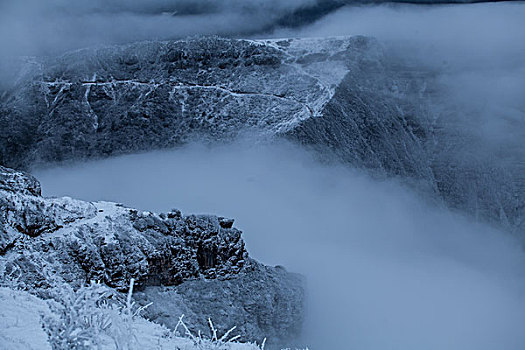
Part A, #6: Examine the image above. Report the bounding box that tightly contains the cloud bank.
[0,0,315,57]
[34,141,525,349]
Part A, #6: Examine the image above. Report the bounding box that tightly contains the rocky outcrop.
[0,165,41,196]
[0,166,304,344]
[0,165,94,253]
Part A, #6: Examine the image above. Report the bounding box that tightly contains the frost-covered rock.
[135,263,304,347]
[0,165,41,196]
[0,36,363,168]
[0,167,304,345]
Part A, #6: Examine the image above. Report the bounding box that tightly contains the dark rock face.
[0,166,304,343]
[286,53,434,180]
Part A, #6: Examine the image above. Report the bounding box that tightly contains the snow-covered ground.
[0,288,52,350]
[0,287,270,350]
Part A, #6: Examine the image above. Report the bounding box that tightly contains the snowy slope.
[0,287,267,350]
[0,288,52,350]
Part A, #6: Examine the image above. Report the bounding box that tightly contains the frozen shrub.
[42,279,150,350]
[40,278,303,350]
[42,281,113,349]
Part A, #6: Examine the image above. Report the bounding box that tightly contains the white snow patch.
[0,288,52,350]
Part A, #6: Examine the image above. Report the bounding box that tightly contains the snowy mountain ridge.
[0,36,372,168]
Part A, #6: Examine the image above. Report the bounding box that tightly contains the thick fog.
[34,141,525,349]
[2,1,519,57]
[0,0,315,57]
[273,1,525,144]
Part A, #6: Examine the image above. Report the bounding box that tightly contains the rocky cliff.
[0,36,357,168]
[0,165,304,345]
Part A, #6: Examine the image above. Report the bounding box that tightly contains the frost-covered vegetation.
[1,280,301,350]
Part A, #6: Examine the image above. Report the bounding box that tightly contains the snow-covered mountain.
[0,36,359,167]
[1,35,522,234]
[0,165,304,347]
